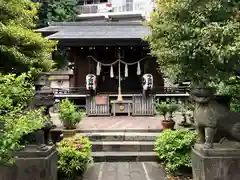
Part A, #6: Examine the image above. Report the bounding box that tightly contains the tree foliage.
[36,0,78,69]
[0,73,34,112]
[214,77,240,112]
[37,0,78,28]
[0,73,46,164]
[0,108,47,164]
[0,0,57,74]
[148,0,240,85]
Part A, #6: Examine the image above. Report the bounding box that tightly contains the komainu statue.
[191,85,240,148]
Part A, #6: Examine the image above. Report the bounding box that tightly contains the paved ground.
[51,113,186,180]
[83,162,166,180]
[50,113,184,131]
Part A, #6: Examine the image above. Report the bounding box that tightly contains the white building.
[76,0,155,19]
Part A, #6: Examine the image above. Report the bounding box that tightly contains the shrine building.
[37,13,189,116]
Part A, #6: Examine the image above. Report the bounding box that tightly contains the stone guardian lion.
[191,86,240,148]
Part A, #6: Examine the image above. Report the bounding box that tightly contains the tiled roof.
[36,21,151,40]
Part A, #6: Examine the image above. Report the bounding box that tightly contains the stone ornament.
[190,85,240,149]
[22,75,56,151]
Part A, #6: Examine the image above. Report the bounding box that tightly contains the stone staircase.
[77,130,161,162]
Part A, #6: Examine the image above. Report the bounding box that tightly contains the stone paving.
[82,162,166,180]
[50,112,183,131]
[51,113,185,180]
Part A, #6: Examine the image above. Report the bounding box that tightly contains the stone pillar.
[192,143,240,180]
[14,145,58,180]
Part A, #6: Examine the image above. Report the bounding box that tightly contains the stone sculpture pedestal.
[192,143,240,180]
[15,145,58,180]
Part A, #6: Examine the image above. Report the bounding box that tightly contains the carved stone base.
[192,143,240,180]
[0,164,18,180]
[14,145,58,180]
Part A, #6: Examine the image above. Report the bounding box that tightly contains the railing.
[53,86,190,96]
[52,86,190,112]
[76,4,99,14]
[112,2,149,13]
[76,1,154,14]
[53,87,87,95]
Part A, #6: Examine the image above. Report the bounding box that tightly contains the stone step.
[92,151,158,162]
[77,132,160,141]
[92,141,154,152]
[78,128,161,133]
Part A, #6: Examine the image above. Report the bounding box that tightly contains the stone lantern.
[35,73,50,87]
[33,74,54,114]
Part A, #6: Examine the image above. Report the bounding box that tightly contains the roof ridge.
[50,21,144,26]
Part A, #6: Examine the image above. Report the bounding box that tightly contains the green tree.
[214,77,240,112]
[37,0,78,28]
[37,0,78,69]
[0,108,47,164]
[0,73,34,112]
[0,0,57,74]
[0,73,46,164]
[52,48,69,70]
[148,0,240,85]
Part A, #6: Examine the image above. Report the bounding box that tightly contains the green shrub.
[154,129,197,174]
[0,73,48,165]
[57,136,92,179]
[59,99,84,129]
[0,108,47,164]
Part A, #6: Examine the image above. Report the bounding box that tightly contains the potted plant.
[168,101,180,119]
[59,99,84,137]
[156,100,175,130]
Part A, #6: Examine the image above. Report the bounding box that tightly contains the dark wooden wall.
[71,46,164,93]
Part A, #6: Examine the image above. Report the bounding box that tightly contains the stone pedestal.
[15,145,58,180]
[0,165,18,180]
[192,143,240,180]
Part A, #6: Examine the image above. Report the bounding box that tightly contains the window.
[126,0,133,11]
[77,1,84,5]
[78,0,106,5]
[86,0,94,4]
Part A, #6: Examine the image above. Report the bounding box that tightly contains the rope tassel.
[137,62,141,75]
[96,62,101,76]
[125,64,128,77]
[110,65,114,78]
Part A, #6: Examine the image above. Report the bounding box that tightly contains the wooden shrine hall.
[37,17,188,117]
